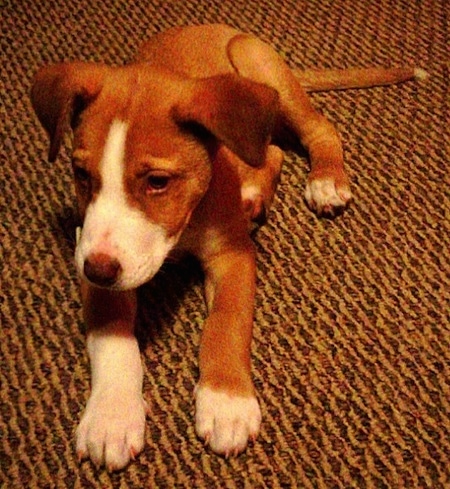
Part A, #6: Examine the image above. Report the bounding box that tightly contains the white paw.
[76,391,147,471]
[304,177,352,217]
[195,386,261,456]
[241,184,261,203]
[241,184,266,225]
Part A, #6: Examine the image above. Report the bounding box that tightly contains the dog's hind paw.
[76,391,147,471]
[304,177,352,217]
[195,385,261,456]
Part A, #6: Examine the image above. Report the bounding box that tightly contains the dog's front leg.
[75,283,147,471]
[195,243,261,456]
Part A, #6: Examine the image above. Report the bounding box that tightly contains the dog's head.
[31,62,279,289]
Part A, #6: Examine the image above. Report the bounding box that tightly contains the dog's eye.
[146,174,170,193]
[74,166,90,183]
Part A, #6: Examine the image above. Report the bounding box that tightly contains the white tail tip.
[414,68,429,81]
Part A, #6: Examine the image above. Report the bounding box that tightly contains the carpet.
[1,0,449,487]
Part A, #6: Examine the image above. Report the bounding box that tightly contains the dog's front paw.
[76,391,147,471]
[195,385,261,456]
[305,176,352,217]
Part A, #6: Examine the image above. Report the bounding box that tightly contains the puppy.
[31,24,424,471]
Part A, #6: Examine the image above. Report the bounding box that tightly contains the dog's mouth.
[74,225,178,290]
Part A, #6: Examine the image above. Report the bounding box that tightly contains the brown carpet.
[1,0,449,487]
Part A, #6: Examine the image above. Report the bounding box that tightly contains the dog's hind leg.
[239,144,284,227]
[228,34,352,217]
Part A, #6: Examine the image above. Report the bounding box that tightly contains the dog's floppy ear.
[173,74,280,167]
[31,62,108,162]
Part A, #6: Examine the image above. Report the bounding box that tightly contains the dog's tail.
[295,67,428,92]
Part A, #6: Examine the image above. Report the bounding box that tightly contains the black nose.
[83,253,122,287]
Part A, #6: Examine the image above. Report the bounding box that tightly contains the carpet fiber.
[1,0,449,487]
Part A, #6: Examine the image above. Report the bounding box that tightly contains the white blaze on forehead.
[75,119,176,290]
[85,119,129,247]
[86,119,131,238]
[101,119,129,199]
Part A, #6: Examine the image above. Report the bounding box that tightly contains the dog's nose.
[83,253,122,287]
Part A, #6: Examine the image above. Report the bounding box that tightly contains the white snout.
[74,119,175,290]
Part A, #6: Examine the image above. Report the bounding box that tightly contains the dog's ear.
[173,74,280,167]
[31,62,108,162]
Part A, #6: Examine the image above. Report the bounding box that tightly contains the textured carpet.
[1,0,449,487]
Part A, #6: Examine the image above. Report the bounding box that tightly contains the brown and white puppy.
[31,24,424,471]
